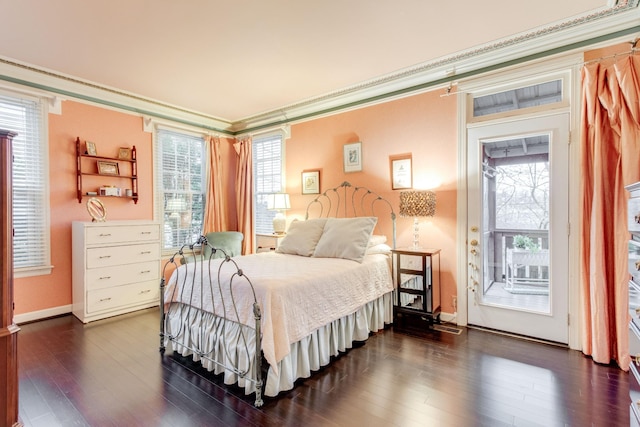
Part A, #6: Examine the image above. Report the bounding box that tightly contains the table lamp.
[399,190,436,249]
[267,193,290,234]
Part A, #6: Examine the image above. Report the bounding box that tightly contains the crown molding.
[233,2,640,133]
[0,56,235,135]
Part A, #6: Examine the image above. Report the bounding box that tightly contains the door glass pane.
[480,135,550,313]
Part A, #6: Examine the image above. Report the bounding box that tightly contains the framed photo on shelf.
[97,161,120,175]
[343,142,362,173]
[85,141,97,156]
[301,170,320,194]
[390,153,412,190]
[118,147,132,160]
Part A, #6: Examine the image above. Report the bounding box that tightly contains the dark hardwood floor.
[16,308,629,427]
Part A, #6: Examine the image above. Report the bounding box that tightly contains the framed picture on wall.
[301,170,320,194]
[97,161,120,175]
[118,147,132,160]
[390,153,412,190]
[343,142,362,173]
[85,141,97,156]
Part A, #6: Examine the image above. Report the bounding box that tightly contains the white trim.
[456,90,469,327]
[567,57,584,351]
[14,304,72,325]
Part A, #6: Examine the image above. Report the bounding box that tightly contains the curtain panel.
[234,137,254,255]
[580,55,640,371]
[203,136,227,233]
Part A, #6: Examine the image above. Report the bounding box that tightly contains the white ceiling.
[0,0,622,123]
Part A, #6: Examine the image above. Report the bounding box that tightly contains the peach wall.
[285,90,459,313]
[14,101,154,315]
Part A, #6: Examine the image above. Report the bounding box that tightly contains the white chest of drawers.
[72,220,161,323]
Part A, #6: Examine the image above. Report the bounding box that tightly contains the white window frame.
[253,132,285,235]
[0,89,51,278]
[153,126,206,255]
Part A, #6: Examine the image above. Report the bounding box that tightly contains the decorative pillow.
[366,243,392,255]
[312,217,377,263]
[368,234,387,247]
[275,218,327,256]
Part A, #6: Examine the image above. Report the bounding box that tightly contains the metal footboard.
[159,235,264,407]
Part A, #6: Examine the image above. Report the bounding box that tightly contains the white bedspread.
[164,252,393,370]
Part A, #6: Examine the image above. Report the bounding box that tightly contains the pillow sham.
[366,243,392,255]
[368,234,387,247]
[312,217,377,263]
[275,218,327,256]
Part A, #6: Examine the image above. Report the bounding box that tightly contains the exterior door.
[466,113,569,343]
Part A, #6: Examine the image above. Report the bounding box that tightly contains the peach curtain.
[580,55,640,371]
[202,136,226,232]
[234,137,254,255]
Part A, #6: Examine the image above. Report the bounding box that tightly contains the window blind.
[155,128,205,251]
[0,92,50,274]
[253,133,284,234]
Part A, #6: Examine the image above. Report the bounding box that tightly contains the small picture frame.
[97,161,120,175]
[301,170,320,195]
[85,141,97,156]
[118,147,132,160]
[390,153,413,190]
[343,142,362,173]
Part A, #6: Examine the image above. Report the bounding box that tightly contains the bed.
[159,181,396,407]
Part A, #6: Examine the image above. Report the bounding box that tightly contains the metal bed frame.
[159,181,396,408]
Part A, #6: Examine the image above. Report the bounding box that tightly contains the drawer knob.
[141,231,151,235]
[141,270,151,274]
[99,276,111,280]
[99,233,112,237]
[140,289,151,294]
[99,297,112,302]
[99,255,111,259]
[141,251,151,255]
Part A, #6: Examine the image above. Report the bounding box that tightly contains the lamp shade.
[399,190,436,218]
[267,193,290,211]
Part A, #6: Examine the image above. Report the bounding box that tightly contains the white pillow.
[368,234,387,247]
[366,243,392,255]
[275,218,327,256]
[312,217,377,263]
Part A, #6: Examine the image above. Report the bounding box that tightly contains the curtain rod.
[582,38,640,65]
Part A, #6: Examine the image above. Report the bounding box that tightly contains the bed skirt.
[164,291,394,397]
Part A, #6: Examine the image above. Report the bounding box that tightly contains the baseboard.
[14,305,72,325]
[439,311,457,324]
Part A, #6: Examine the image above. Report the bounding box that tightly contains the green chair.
[180,231,243,264]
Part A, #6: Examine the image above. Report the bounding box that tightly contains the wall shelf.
[75,137,138,204]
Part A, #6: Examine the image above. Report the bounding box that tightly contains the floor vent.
[433,324,463,335]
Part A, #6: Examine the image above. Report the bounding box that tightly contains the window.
[253,133,284,234]
[473,80,563,118]
[0,91,50,277]
[155,128,205,252]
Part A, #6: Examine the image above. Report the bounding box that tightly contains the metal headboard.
[304,181,397,248]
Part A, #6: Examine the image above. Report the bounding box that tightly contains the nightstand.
[392,247,441,332]
[256,233,285,252]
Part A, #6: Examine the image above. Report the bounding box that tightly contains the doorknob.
[470,239,478,246]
